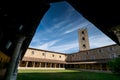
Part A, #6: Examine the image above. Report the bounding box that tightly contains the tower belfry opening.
[78,28,90,51]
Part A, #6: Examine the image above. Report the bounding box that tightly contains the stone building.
[19,29,120,71]
[19,44,120,71]
[19,48,66,69]
[66,44,120,70]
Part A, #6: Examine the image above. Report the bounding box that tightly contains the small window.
[52,55,54,57]
[42,53,45,56]
[83,44,86,48]
[109,53,117,58]
[99,49,101,53]
[72,54,74,57]
[59,56,61,58]
[82,31,84,34]
[82,37,85,40]
[98,49,103,53]
[31,51,34,55]
[109,47,114,51]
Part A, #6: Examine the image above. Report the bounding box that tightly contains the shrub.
[108,57,120,75]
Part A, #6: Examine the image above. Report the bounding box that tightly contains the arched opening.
[0,1,120,80]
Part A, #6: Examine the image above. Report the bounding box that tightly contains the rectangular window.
[42,53,45,56]
[31,51,34,55]
[98,49,103,53]
[52,54,54,57]
[109,47,114,51]
[72,54,74,57]
[109,53,117,58]
[59,56,61,58]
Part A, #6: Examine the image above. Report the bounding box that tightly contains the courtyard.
[17,69,120,80]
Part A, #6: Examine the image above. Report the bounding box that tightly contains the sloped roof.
[22,57,66,64]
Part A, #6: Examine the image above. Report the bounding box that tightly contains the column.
[55,64,56,68]
[59,64,61,68]
[70,64,71,68]
[50,63,52,68]
[33,62,35,68]
[92,64,94,70]
[63,64,65,68]
[26,61,28,68]
[100,64,102,71]
[5,35,25,80]
[39,62,41,68]
[45,63,47,68]
[106,64,109,71]
[85,64,86,69]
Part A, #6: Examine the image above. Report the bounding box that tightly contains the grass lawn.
[17,69,120,80]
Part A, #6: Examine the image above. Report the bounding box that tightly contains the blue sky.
[29,1,116,54]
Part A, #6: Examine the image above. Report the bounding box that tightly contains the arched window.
[82,31,84,34]
[83,44,86,48]
[82,37,85,40]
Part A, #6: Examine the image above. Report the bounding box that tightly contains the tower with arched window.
[78,28,90,51]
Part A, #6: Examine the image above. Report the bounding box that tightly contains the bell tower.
[78,28,90,51]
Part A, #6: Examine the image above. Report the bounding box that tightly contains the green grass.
[17,69,120,80]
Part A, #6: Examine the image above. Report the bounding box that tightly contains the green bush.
[108,57,120,75]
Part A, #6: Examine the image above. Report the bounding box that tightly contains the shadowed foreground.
[17,69,120,80]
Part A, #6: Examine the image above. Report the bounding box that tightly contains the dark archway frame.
[0,0,120,80]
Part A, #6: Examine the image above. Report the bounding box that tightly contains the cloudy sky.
[29,1,116,54]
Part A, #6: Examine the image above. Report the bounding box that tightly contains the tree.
[108,57,120,75]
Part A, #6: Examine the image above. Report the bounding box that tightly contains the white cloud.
[89,34,116,49]
[63,22,89,34]
[49,40,79,53]
[31,39,61,50]
[31,38,40,43]
[51,20,70,31]
[29,37,43,47]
